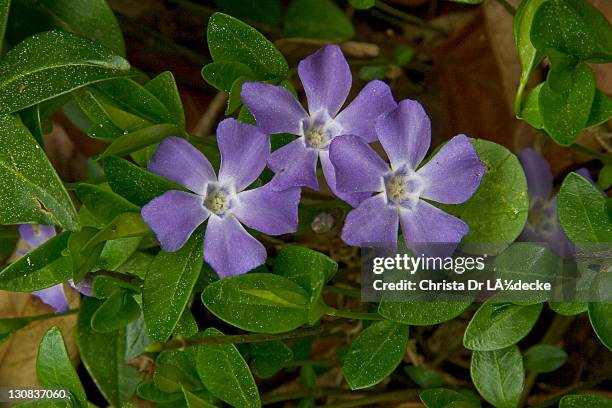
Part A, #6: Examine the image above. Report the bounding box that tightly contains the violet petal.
[320,150,371,207]
[32,284,69,313]
[18,225,56,249]
[341,193,399,247]
[518,148,553,200]
[268,138,319,191]
[234,184,300,235]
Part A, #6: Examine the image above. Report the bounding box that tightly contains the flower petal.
[341,193,399,247]
[328,135,388,195]
[69,276,93,297]
[298,45,351,117]
[399,200,468,256]
[518,148,553,199]
[241,82,308,135]
[335,80,397,142]
[234,184,300,235]
[148,137,216,194]
[32,284,69,313]
[204,215,266,278]
[417,134,484,204]
[375,99,431,170]
[141,190,209,252]
[217,118,270,191]
[320,151,371,207]
[18,225,56,249]
[268,138,319,191]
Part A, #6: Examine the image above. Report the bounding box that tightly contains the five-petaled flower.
[241,45,396,206]
[18,225,91,312]
[329,100,485,254]
[517,148,591,256]
[141,118,301,278]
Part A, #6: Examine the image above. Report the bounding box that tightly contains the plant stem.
[374,1,448,35]
[570,143,612,163]
[493,0,516,15]
[151,320,346,352]
[325,307,383,320]
[324,389,420,408]
[262,388,348,405]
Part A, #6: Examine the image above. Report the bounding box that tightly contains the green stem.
[374,1,447,35]
[325,307,383,320]
[570,143,612,163]
[262,388,348,405]
[324,389,420,408]
[151,320,346,352]
[493,0,516,15]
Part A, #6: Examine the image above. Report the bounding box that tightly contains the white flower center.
[384,167,424,209]
[304,127,329,149]
[301,111,342,151]
[204,184,234,216]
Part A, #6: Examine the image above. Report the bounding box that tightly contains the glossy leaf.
[195,327,260,408]
[0,315,34,345]
[349,0,375,9]
[343,320,409,389]
[137,380,183,404]
[558,172,612,244]
[378,300,471,326]
[405,366,446,389]
[559,395,612,407]
[145,71,186,129]
[470,346,524,408]
[37,327,87,407]
[201,61,254,93]
[91,290,141,333]
[125,314,150,360]
[202,273,309,333]
[420,388,481,408]
[104,156,182,207]
[0,30,130,113]
[586,89,612,128]
[77,298,142,407]
[76,183,139,225]
[519,83,544,129]
[0,114,78,229]
[207,13,288,79]
[588,302,612,351]
[183,388,218,408]
[523,344,567,373]
[144,232,203,342]
[251,341,293,379]
[0,231,71,291]
[464,302,542,351]
[440,139,529,254]
[285,0,355,41]
[97,125,188,160]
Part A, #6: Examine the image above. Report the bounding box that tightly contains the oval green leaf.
[470,346,524,408]
[523,344,567,373]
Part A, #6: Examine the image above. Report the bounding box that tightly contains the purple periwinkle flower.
[329,100,484,254]
[141,118,301,278]
[241,45,396,206]
[518,148,575,256]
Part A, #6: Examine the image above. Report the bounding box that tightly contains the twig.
[374,1,448,35]
[493,0,516,16]
[192,92,228,136]
[325,307,383,321]
[570,143,612,164]
[324,389,420,408]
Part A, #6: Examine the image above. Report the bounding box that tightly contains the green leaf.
[144,231,203,342]
[37,327,87,408]
[97,125,188,160]
[440,139,529,254]
[183,388,218,408]
[519,83,544,129]
[420,388,480,408]
[8,0,125,55]
[226,75,254,114]
[77,298,142,407]
[91,290,141,333]
[69,228,104,282]
[549,301,587,316]
[202,61,254,93]
[559,395,612,408]
[145,71,186,129]
[513,0,545,113]
[155,347,201,393]
[137,380,183,403]
[0,315,34,345]
[0,0,9,50]
[343,320,409,389]
[0,114,78,229]
[464,302,542,351]
[0,30,130,113]
[405,366,446,389]
[349,0,375,9]
[0,231,71,291]
[586,89,612,128]
[588,302,612,351]
[76,183,139,224]
[523,344,567,373]
[196,327,260,408]
[285,0,355,41]
[250,341,293,379]
[539,63,596,145]
[598,164,612,190]
[202,273,309,333]
[530,0,612,62]
[207,13,288,79]
[558,172,612,244]
[94,78,175,125]
[470,346,524,408]
[274,246,337,324]
[125,314,150,360]
[379,300,471,326]
[104,156,181,207]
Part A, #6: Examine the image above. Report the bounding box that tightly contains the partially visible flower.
[141,119,301,278]
[329,100,484,254]
[241,45,396,206]
[18,225,91,312]
[518,148,583,256]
